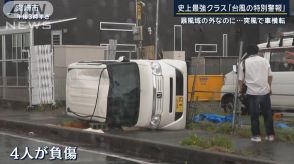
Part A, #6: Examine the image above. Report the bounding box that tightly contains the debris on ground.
[193,113,233,124]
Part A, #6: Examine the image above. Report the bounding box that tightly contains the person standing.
[239,45,275,142]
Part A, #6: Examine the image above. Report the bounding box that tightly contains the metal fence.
[189,56,238,75]
[0,33,30,102]
[0,32,55,105]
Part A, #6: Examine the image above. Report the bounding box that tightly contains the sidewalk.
[0,107,293,164]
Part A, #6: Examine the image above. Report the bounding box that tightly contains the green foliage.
[54,100,66,108]
[35,104,45,112]
[182,135,209,148]
[235,127,251,138]
[188,121,233,135]
[32,103,62,111]
[182,134,234,152]
[215,123,233,134]
[275,129,294,143]
[210,135,233,151]
[188,120,294,143]
[187,102,294,143]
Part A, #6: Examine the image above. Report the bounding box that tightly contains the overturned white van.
[221,33,294,113]
[66,59,187,130]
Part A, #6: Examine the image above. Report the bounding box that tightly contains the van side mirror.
[118,56,130,62]
[233,65,237,73]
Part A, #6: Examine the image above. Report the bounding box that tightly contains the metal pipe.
[28,28,34,107]
[223,34,228,57]
[2,35,6,99]
[135,0,138,26]
[51,45,55,105]
[188,46,202,119]
[16,34,18,86]
[154,0,159,60]
[135,0,140,59]
[232,40,243,131]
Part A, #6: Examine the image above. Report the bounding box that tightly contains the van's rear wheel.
[223,96,248,115]
[223,96,234,114]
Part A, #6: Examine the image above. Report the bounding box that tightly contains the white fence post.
[31,45,54,105]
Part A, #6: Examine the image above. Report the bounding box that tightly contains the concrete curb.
[0,119,276,164]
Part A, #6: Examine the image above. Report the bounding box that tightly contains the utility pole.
[135,0,143,59]
[136,0,138,25]
[154,0,159,60]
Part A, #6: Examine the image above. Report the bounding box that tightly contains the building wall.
[53,45,106,101]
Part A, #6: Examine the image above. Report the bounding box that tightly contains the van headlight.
[151,62,162,76]
[150,115,161,128]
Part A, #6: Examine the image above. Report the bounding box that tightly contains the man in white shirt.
[239,45,275,142]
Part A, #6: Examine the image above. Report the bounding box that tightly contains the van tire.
[223,96,234,114]
[223,95,249,115]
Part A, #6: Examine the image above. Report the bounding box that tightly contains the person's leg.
[247,95,260,137]
[260,94,275,136]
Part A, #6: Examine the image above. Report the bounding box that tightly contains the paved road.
[0,131,154,164]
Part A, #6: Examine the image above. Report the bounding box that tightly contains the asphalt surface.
[0,131,153,164]
[109,130,294,163]
[1,105,294,163]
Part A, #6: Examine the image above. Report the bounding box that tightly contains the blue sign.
[174,0,290,17]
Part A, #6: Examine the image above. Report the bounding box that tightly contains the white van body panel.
[66,64,109,122]
[262,50,294,109]
[134,61,153,127]
[134,60,187,130]
[221,37,294,111]
[261,43,294,109]
[270,72,294,108]
[221,71,236,97]
[66,60,187,130]
[160,60,187,130]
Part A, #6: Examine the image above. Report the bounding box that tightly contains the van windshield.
[106,62,140,127]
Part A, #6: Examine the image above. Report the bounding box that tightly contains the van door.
[268,48,294,110]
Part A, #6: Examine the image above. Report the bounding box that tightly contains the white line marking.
[0,131,154,164]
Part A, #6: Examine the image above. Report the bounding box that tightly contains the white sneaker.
[250,136,261,142]
[265,135,275,141]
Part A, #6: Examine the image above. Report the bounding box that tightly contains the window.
[106,62,140,127]
[1,33,29,87]
[17,62,28,86]
[175,69,184,120]
[5,35,12,59]
[176,69,183,96]
[22,33,30,59]
[12,34,22,59]
[5,33,30,60]
[6,61,17,85]
[51,30,62,45]
[270,50,294,72]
